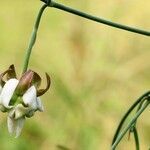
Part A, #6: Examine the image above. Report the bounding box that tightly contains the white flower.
[0,65,50,138]
[0,80,43,137]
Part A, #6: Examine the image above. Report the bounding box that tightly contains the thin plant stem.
[132,127,140,150]
[128,96,149,150]
[111,100,150,150]
[111,91,150,144]
[41,0,150,36]
[130,97,147,129]
[136,97,147,112]
[128,126,140,150]
[127,99,146,150]
[22,4,47,74]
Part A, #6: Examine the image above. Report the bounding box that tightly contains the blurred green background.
[0,0,150,149]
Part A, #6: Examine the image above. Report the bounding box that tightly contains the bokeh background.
[0,0,149,149]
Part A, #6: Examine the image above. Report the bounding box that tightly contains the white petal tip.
[1,79,19,108]
[7,116,15,135]
[37,98,44,112]
[15,117,25,138]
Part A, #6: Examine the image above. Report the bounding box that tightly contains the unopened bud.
[15,70,34,96]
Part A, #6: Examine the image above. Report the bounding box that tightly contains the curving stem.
[22,4,48,74]
[41,0,150,36]
[111,100,150,150]
[111,91,150,145]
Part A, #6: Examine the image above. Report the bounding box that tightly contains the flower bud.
[15,70,34,96]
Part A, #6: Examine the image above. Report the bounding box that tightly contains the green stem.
[132,127,140,150]
[129,126,140,150]
[22,4,47,74]
[111,91,150,144]
[128,99,146,150]
[41,0,150,36]
[111,100,150,150]
[131,97,147,128]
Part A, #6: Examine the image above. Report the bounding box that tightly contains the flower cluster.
[0,65,50,137]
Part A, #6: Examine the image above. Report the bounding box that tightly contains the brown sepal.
[0,64,17,87]
[7,64,17,80]
[32,72,42,88]
[37,73,51,96]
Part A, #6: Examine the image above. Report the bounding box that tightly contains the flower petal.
[15,117,25,138]
[0,85,2,93]
[14,104,29,119]
[0,85,3,104]
[36,97,44,112]
[7,116,15,135]
[0,79,19,108]
[23,86,37,109]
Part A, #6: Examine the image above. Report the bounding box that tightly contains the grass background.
[0,0,149,149]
